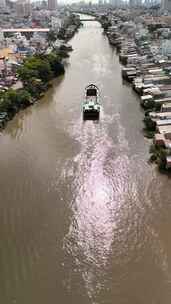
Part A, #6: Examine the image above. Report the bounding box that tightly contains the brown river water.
[1,17,171,304]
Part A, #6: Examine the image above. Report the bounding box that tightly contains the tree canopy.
[18,52,65,85]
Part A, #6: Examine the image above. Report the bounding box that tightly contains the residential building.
[162,0,171,11]
[0,0,6,7]
[129,0,142,6]
[24,0,32,16]
[48,0,57,10]
[16,1,25,17]
[15,0,31,17]
[51,16,62,30]
[98,0,103,5]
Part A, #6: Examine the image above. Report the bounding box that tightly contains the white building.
[109,0,121,6]
[51,16,62,31]
[129,0,142,6]
[15,0,32,17]
[0,0,6,7]
[24,0,32,16]
[161,0,171,11]
[48,0,57,10]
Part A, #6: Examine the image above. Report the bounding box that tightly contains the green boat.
[82,84,100,120]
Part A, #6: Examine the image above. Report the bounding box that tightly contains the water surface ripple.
[0,18,171,304]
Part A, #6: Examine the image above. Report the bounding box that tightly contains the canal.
[0,17,171,304]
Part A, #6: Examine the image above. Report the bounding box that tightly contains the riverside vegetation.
[0,50,65,130]
[0,13,82,130]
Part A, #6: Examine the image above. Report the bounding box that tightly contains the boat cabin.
[83,84,100,120]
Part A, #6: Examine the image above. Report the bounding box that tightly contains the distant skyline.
[9,0,100,4]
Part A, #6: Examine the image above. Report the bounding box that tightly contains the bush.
[142,98,155,110]
[58,50,69,58]
[158,149,167,170]
[149,144,157,154]
[26,78,46,98]
[46,52,65,76]
[0,88,32,122]
[144,130,155,138]
[154,102,161,112]
[17,89,31,107]
[143,116,156,131]
[150,154,157,162]
[145,109,152,116]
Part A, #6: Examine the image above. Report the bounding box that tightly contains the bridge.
[0,28,50,33]
[72,11,97,22]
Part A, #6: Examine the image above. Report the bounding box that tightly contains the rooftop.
[158,125,171,134]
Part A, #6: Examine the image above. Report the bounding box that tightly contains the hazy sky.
[25,0,100,4]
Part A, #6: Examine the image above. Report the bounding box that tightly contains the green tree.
[46,52,65,76]
[18,57,53,83]
[26,78,46,98]
[17,89,31,107]
[18,66,38,83]
[158,149,167,170]
[47,30,57,44]
[143,116,156,131]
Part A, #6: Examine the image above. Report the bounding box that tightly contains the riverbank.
[48,14,82,44]
[57,14,82,41]
[99,12,171,172]
[1,14,170,304]
[0,15,82,131]
[0,50,66,130]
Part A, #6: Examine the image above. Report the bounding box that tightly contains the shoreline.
[99,15,171,172]
[0,19,82,132]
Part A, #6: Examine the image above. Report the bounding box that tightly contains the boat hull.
[83,110,100,120]
[82,84,100,120]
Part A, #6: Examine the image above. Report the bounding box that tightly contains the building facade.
[129,0,142,6]
[162,0,171,11]
[48,0,57,10]
[16,0,32,17]
[0,0,6,7]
